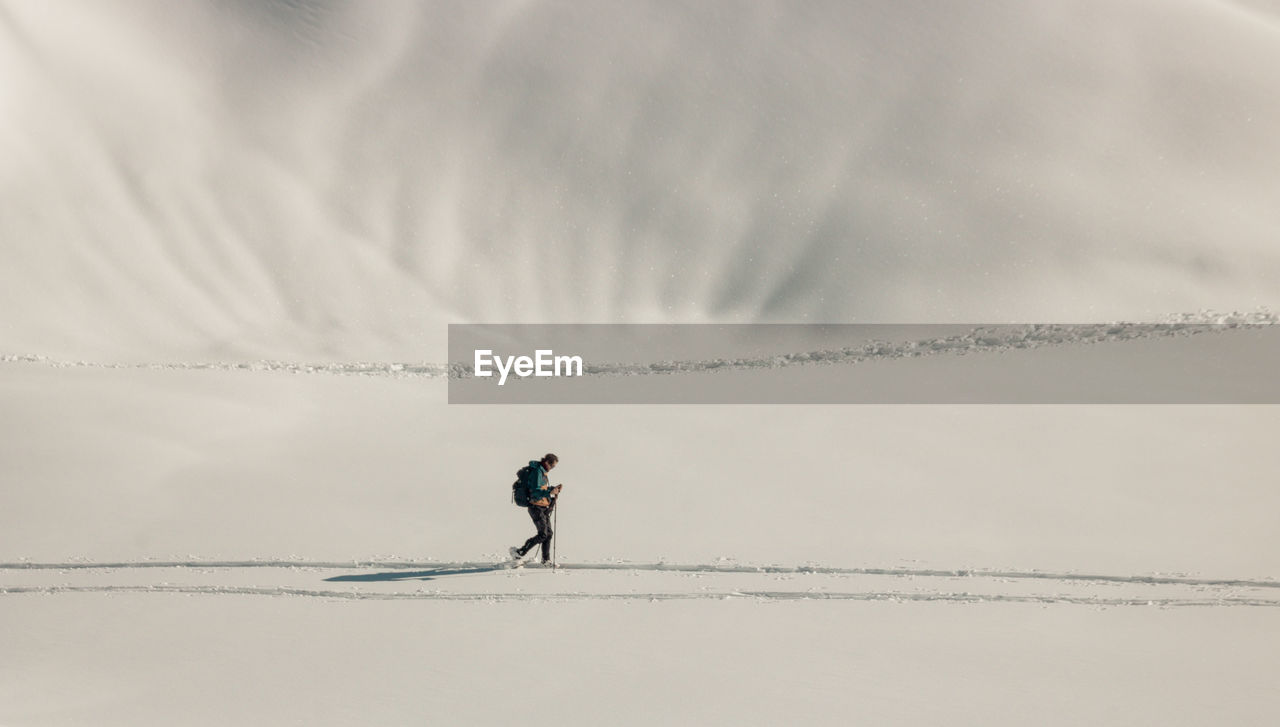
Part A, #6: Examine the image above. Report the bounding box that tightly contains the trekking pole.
[552,498,558,568]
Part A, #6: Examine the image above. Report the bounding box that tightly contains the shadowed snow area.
[3,0,1280,360]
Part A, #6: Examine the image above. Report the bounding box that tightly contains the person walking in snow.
[511,453,561,565]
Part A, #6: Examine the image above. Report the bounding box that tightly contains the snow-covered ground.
[5,1,1280,360]
[4,346,1280,724]
[4,0,1280,724]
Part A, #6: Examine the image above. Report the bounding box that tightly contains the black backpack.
[511,464,535,507]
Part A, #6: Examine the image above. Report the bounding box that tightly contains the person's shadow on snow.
[325,565,509,583]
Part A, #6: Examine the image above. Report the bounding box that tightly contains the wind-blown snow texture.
[3,3,1280,725]
[3,0,1280,360]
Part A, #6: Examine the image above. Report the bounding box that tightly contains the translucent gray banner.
[447,324,1280,404]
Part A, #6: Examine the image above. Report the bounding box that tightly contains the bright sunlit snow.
[3,1,1279,725]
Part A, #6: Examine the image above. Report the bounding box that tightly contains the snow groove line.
[1,584,1278,607]
[2,561,1278,590]
[5,313,1277,380]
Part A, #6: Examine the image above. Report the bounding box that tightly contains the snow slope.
[4,1,1280,724]
[4,0,1280,359]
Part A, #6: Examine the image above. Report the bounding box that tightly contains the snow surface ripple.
[3,561,1278,608]
[3,311,1276,379]
[2,584,1276,607]
[2,559,1278,590]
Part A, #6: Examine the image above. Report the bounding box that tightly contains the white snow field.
[4,0,1280,725]
[4,348,1280,725]
[5,1,1280,360]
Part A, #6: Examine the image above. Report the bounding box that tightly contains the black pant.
[518,503,554,561]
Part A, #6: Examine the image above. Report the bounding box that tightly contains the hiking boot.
[509,547,525,561]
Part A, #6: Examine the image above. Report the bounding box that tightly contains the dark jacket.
[527,460,555,507]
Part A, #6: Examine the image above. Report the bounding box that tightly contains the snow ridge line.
[1,584,1276,607]
[3,312,1276,379]
[557,318,1280,380]
[2,561,1277,590]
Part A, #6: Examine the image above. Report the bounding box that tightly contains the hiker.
[511,453,561,564]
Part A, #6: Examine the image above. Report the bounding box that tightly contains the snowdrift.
[4,0,1280,359]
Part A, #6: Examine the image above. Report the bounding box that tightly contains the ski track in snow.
[3,561,1277,607]
[3,559,1279,589]
[2,313,1277,379]
[3,584,1277,607]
